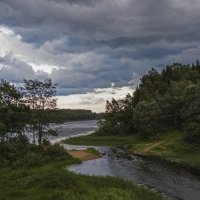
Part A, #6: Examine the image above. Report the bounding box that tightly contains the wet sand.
[67,150,101,161]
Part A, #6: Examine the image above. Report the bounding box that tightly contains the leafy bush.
[0,139,69,168]
[184,122,200,144]
[43,143,69,158]
[0,135,30,167]
[15,152,44,167]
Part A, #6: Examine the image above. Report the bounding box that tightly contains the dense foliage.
[99,61,200,143]
[0,79,29,142]
[0,135,70,168]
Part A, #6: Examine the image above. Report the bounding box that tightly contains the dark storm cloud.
[1,0,200,95]
[47,0,100,6]
[1,0,200,44]
[47,37,98,54]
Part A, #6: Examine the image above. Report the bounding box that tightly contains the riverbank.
[64,131,200,173]
[0,154,165,200]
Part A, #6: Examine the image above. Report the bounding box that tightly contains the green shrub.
[0,140,70,168]
[16,152,44,167]
[85,148,100,155]
[184,122,200,144]
[44,143,69,158]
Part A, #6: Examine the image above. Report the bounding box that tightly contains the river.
[49,119,99,143]
[55,120,200,200]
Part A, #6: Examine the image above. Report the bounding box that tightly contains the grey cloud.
[79,97,105,105]
[111,41,198,60]
[0,53,48,82]
[1,0,200,96]
[56,87,93,95]
[46,37,98,54]
[1,0,200,44]
[0,2,13,19]
[47,0,101,6]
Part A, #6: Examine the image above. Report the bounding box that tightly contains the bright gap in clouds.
[57,86,134,113]
[29,62,60,74]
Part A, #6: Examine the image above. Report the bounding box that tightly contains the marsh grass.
[85,147,101,155]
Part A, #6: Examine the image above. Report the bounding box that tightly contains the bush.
[184,133,200,144]
[184,122,200,144]
[15,152,44,167]
[0,140,69,168]
[0,137,30,167]
[43,143,69,158]
[8,134,29,145]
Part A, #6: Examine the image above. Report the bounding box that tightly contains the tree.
[140,68,168,101]
[97,61,200,141]
[133,100,162,139]
[23,79,57,145]
[157,81,191,130]
[182,82,200,144]
[0,79,28,142]
[98,93,135,135]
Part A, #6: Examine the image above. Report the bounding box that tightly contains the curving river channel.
[53,120,200,200]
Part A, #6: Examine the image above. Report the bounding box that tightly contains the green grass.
[0,157,165,200]
[130,131,200,169]
[64,132,200,170]
[64,133,139,147]
[85,147,101,156]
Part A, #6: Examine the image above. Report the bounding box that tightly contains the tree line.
[47,109,102,123]
[99,61,200,144]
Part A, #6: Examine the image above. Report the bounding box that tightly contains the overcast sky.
[0,0,200,112]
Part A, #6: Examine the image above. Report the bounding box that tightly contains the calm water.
[55,120,200,200]
[26,120,99,144]
[49,120,99,143]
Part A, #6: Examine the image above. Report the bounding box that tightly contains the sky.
[0,0,200,112]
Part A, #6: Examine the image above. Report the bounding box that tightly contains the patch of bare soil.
[67,150,101,161]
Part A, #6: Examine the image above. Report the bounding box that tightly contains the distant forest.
[47,109,102,123]
[99,60,200,144]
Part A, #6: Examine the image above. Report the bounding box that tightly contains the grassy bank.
[63,134,139,147]
[130,132,200,170]
[0,157,165,200]
[64,131,200,170]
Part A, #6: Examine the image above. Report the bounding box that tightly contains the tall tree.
[133,100,162,139]
[0,79,27,142]
[23,79,57,145]
[182,82,200,144]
